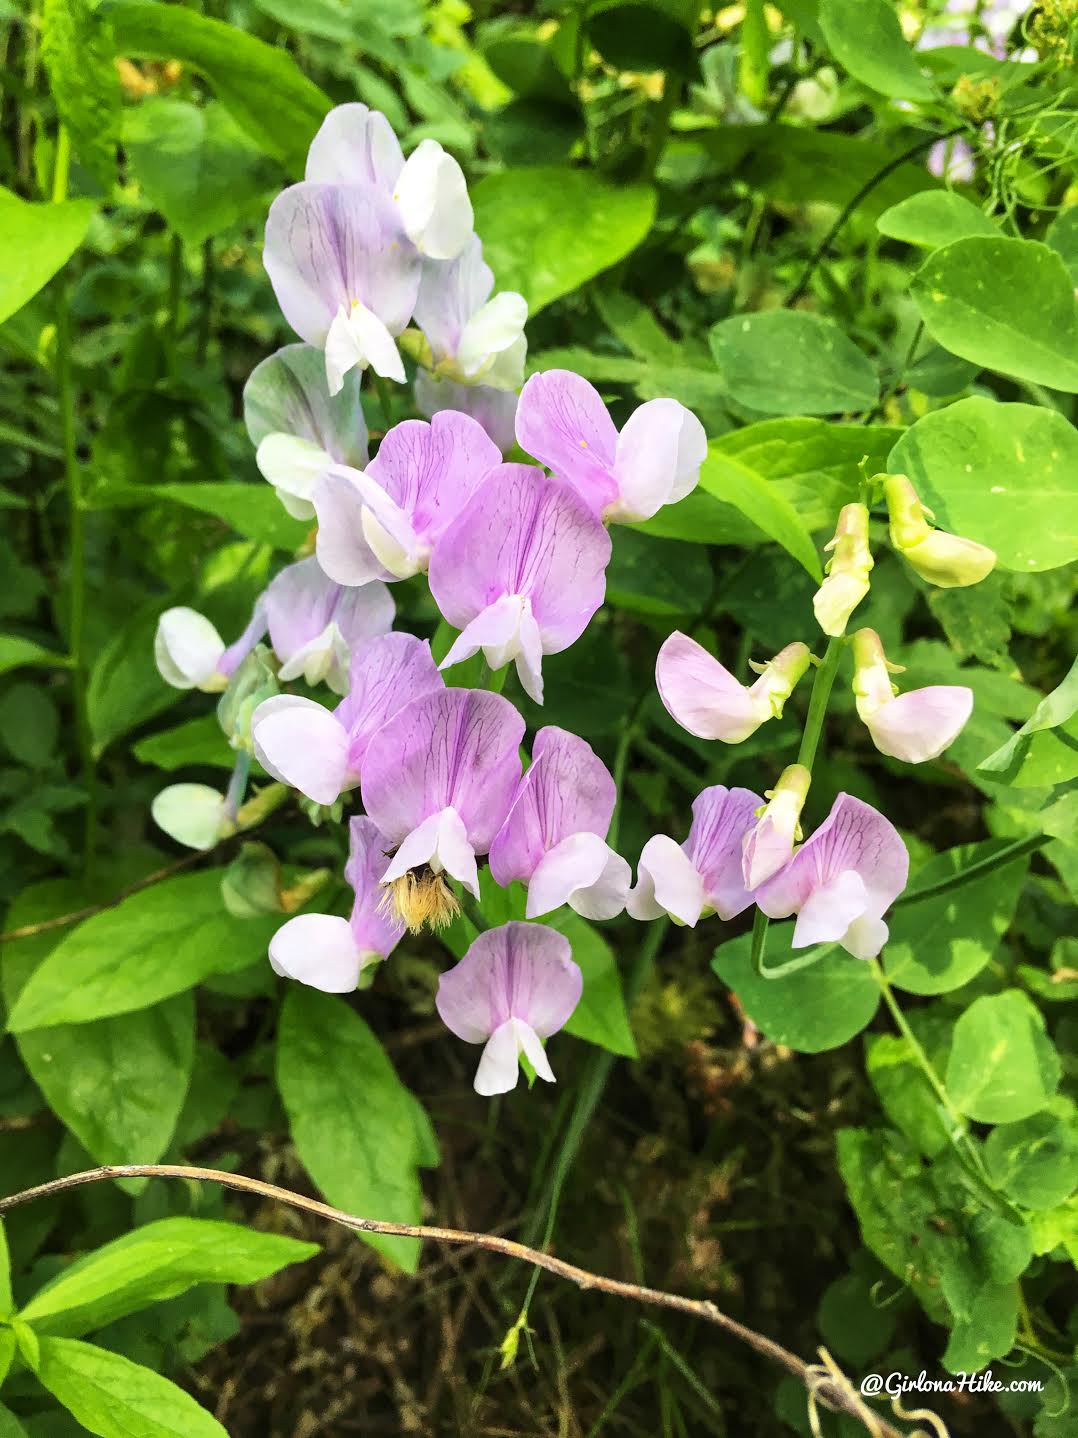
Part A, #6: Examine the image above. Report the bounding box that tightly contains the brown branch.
[0,1163,909,1438]
[0,853,203,944]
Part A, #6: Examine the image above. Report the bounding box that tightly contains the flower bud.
[883,474,996,588]
[852,628,973,764]
[741,763,811,890]
[217,646,280,753]
[812,503,873,636]
[221,842,286,918]
[154,607,228,692]
[151,783,236,852]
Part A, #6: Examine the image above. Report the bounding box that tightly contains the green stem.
[52,126,96,879]
[373,372,393,431]
[895,833,1047,908]
[796,635,844,770]
[196,237,214,362]
[167,233,183,348]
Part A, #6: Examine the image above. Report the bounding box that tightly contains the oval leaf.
[709,311,879,417]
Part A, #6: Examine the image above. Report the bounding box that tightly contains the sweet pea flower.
[851,628,973,764]
[813,503,873,637]
[243,343,367,520]
[305,103,473,260]
[741,763,812,890]
[409,236,527,391]
[435,922,583,1095]
[263,557,394,695]
[313,410,501,585]
[489,727,631,920]
[263,182,421,394]
[414,369,519,453]
[754,793,910,959]
[627,785,762,927]
[515,369,707,524]
[361,687,526,927]
[428,465,612,704]
[151,783,235,852]
[252,633,443,806]
[883,474,997,588]
[268,817,405,992]
[656,632,812,743]
[154,604,267,693]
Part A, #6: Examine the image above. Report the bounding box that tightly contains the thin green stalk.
[167,233,183,347]
[373,372,393,431]
[894,832,1047,907]
[196,237,214,362]
[52,126,96,878]
[796,635,844,770]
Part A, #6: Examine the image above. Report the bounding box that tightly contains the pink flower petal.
[656,631,765,742]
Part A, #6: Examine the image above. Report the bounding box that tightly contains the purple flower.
[414,370,519,453]
[656,632,811,743]
[243,343,368,520]
[851,628,973,764]
[269,817,405,991]
[754,794,909,959]
[926,137,976,183]
[435,922,583,1095]
[313,410,502,584]
[489,726,630,919]
[252,633,443,806]
[263,557,394,695]
[361,687,525,923]
[515,369,707,523]
[305,103,474,260]
[412,235,527,390]
[263,182,421,394]
[428,465,612,703]
[627,785,761,926]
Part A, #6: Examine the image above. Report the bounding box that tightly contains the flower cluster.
[151,105,997,1097]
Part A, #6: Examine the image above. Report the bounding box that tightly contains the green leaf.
[946,991,1061,1125]
[21,1217,317,1338]
[6,870,282,1032]
[0,190,96,326]
[983,1112,1078,1211]
[983,714,1078,789]
[132,715,233,773]
[147,483,307,550]
[910,237,1078,392]
[888,397,1078,572]
[940,1280,1019,1375]
[605,529,713,617]
[699,447,823,579]
[276,988,428,1271]
[472,168,656,313]
[86,600,179,755]
[865,1014,952,1158]
[0,1399,26,1438]
[0,1333,14,1392]
[545,911,636,1058]
[709,311,878,417]
[883,840,1030,995]
[819,0,933,99]
[978,656,1078,780]
[41,0,121,191]
[0,1218,11,1316]
[123,100,278,247]
[35,1336,227,1438]
[1045,205,1078,286]
[102,0,331,167]
[587,1,696,76]
[712,924,880,1053]
[877,191,997,249]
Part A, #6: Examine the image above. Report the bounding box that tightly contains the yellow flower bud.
[813,502,873,636]
[883,474,997,588]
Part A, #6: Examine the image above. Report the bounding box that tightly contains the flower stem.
[894,832,1047,907]
[796,635,844,771]
[52,125,96,880]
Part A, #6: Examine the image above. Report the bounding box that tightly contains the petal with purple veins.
[515,370,620,513]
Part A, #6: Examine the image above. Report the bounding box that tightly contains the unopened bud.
[746,641,813,720]
[742,764,811,889]
[883,474,996,588]
[217,645,280,752]
[221,842,285,918]
[813,503,873,636]
[152,783,235,852]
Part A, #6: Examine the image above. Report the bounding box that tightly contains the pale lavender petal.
[412,237,493,361]
[525,833,631,920]
[656,631,765,742]
[365,411,501,554]
[334,632,445,773]
[684,785,762,920]
[610,398,707,521]
[435,921,581,1042]
[742,815,795,891]
[361,687,524,852]
[489,726,617,885]
[414,371,519,454]
[269,913,366,992]
[428,464,611,653]
[305,103,404,190]
[630,834,706,927]
[865,686,973,764]
[791,870,870,950]
[515,370,620,513]
[344,815,405,961]
[755,793,909,924]
[264,557,393,688]
[243,342,368,469]
[263,182,420,345]
[218,600,269,679]
[312,467,390,587]
[251,695,355,804]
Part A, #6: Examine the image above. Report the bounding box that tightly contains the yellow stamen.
[380,867,461,933]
